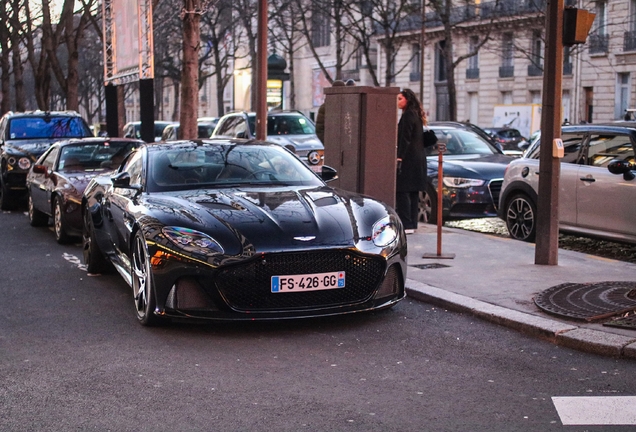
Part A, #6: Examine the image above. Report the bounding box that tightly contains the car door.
[576,131,636,235]
[556,132,587,227]
[107,150,145,262]
[30,146,60,215]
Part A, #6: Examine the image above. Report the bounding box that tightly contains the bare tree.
[269,0,306,108]
[179,0,202,139]
[0,2,12,114]
[234,0,259,110]
[200,0,244,116]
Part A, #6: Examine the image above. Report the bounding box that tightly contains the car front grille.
[214,250,386,311]
[488,179,503,210]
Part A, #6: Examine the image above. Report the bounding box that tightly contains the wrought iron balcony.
[527,64,543,77]
[499,65,514,78]
[589,33,609,54]
[624,31,636,51]
[466,68,480,79]
[563,62,573,75]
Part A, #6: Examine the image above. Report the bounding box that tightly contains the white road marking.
[62,253,87,272]
[552,396,636,425]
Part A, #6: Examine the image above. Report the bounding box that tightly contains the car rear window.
[9,116,91,140]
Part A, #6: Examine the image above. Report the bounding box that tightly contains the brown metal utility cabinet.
[323,86,400,208]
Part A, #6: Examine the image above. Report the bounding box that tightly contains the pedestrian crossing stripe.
[552,396,636,425]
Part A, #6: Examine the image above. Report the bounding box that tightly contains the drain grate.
[604,313,636,330]
[534,281,636,322]
[410,263,450,270]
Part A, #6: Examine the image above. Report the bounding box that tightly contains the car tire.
[131,231,161,326]
[53,196,72,244]
[0,172,16,211]
[82,206,110,274]
[419,186,439,225]
[504,193,537,242]
[28,193,49,226]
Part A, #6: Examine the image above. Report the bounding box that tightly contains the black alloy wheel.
[504,193,537,242]
[131,231,161,326]
[53,196,72,244]
[418,186,438,225]
[28,193,49,226]
[82,206,110,274]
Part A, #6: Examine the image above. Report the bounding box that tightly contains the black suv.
[0,111,92,209]
[211,110,324,171]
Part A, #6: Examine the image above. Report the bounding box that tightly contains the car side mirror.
[32,164,48,175]
[236,131,247,139]
[607,159,635,181]
[111,171,142,189]
[320,165,338,182]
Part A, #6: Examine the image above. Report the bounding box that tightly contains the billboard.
[103,0,154,84]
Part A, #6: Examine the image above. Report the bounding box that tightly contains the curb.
[405,279,636,359]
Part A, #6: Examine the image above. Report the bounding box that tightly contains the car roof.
[51,137,145,147]
[4,110,84,119]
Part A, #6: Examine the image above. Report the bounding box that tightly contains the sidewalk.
[404,223,636,359]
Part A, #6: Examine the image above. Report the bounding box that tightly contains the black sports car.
[82,140,406,325]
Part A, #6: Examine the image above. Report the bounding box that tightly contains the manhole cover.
[534,281,636,322]
[410,263,450,270]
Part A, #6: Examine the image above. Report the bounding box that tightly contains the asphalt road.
[2,209,636,431]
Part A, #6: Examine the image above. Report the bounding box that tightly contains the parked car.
[430,121,503,152]
[419,125,516,224]
[211,110,324,172]
[26,137,143,243]
[0,110,93,210]
[483,127,529,155]
[82,140,405,325]
[498,124,636,244]
[123,120,176,142]
[160,119,219,141]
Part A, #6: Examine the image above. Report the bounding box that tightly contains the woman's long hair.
[400,89,427,126]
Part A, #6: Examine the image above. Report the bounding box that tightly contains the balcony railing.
[409,72,421,82]
[466,68,480,79]
[589,33,609,54]
[563,62,573,75]
[527,64,543,76]
[499,65,514,78]
[624,31,636,51]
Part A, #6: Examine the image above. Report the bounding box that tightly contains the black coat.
[396,110,428,192]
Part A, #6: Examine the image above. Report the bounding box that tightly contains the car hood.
[265,134,324,151]
[427,153,514,179]
[4,139,57,158]
[141,185,392,255]
[59,169,112,194]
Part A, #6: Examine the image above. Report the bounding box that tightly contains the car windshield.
[428,128,501,155]
[147,143,324,192]
[9,116,91,140]
[247,114,315,136]
[59,141,139,171]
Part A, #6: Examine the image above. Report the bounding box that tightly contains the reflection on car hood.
[60,169,112,193]
[5,139,58,157]
[265,134,324,151]
[143,186,386,252]
[427,153,514,178]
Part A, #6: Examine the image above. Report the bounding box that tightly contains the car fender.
[498,180,538,219]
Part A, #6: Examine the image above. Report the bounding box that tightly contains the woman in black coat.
[396,89,428,232]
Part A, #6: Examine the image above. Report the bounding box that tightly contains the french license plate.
[271,271,345,293]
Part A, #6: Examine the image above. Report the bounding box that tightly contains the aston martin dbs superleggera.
[82,139,406,325]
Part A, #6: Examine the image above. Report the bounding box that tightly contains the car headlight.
[162,226,224,255]
[442,177,485,188]
[372,216,398,247]
[18,157,31,170]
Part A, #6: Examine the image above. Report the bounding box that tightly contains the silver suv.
[211,110,324,172]
[498,124,636,244]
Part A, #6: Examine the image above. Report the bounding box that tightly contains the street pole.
[535,0,564,265]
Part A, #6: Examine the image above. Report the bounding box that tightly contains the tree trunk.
[179,0,201,140]
[0,0,10,114]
